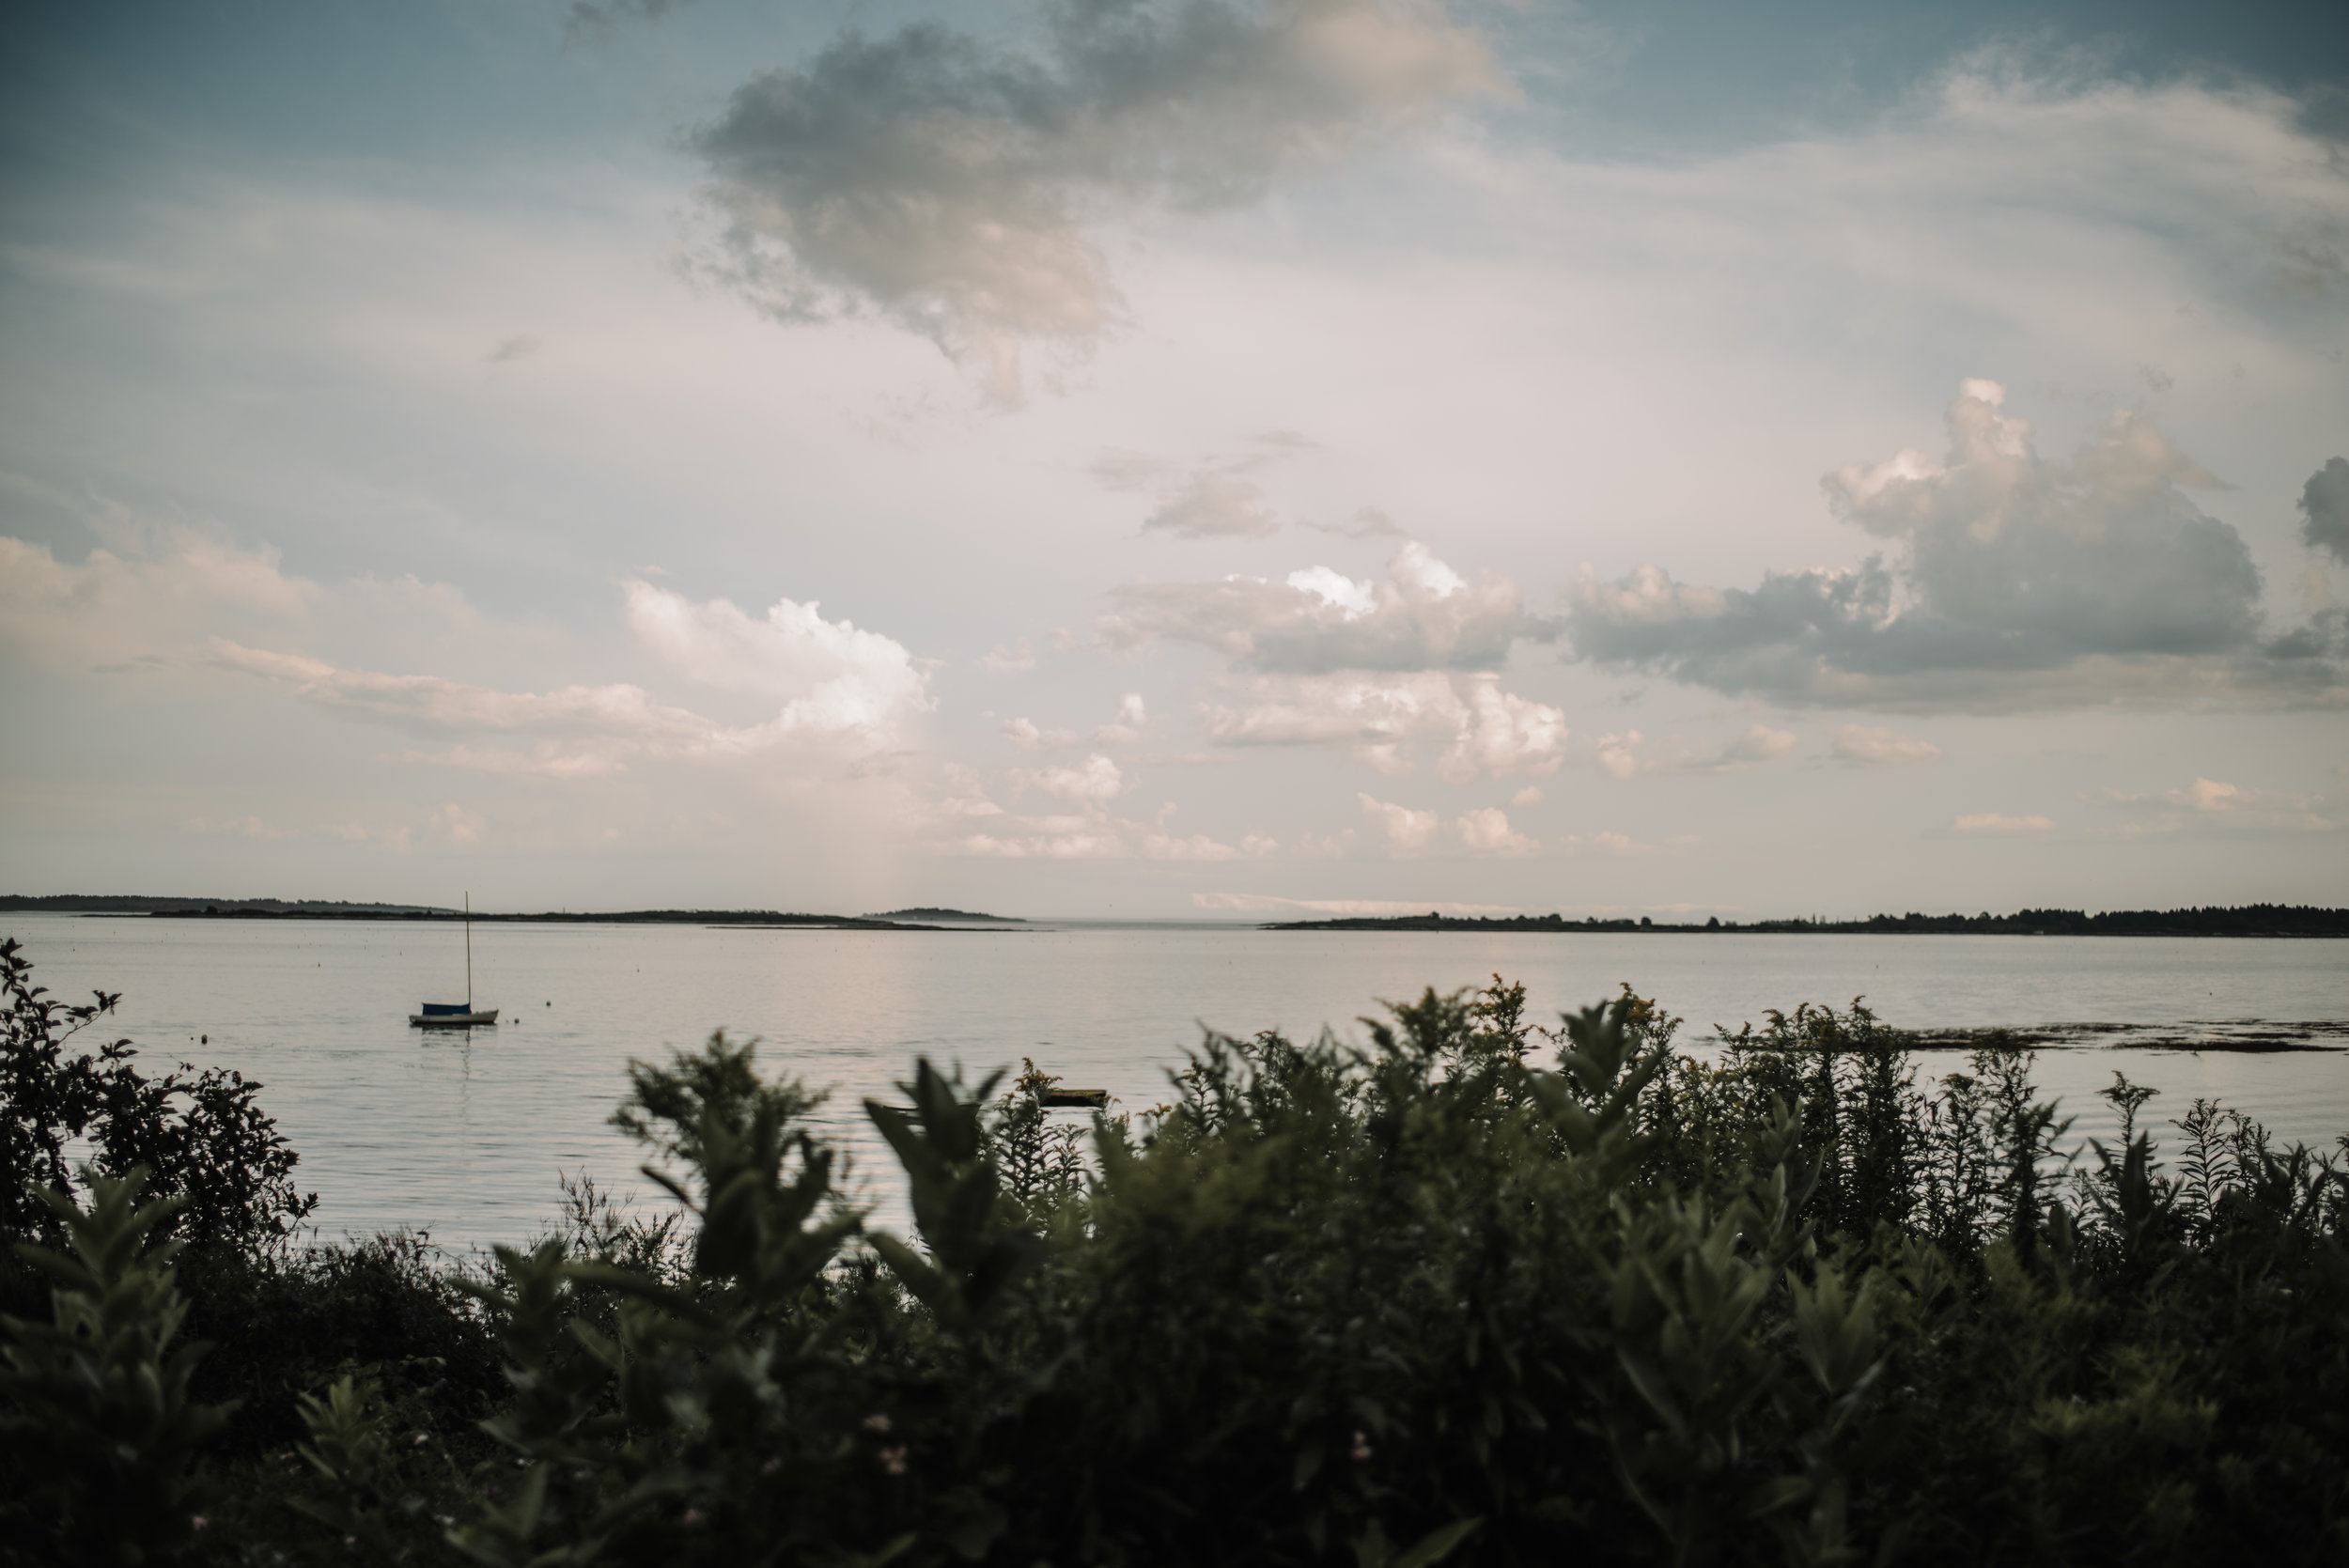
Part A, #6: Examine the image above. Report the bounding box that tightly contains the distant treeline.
[0,893,455,916]
[1269,904,2349,937]
[0,895,933,929]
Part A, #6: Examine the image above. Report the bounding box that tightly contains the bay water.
[8,911,2345,1251]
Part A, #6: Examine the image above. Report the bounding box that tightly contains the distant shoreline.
[1262,905,2349,938]
[0,896,965,930]
[6,896,2343,938]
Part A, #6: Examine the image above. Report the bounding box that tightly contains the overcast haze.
[3,0,2344,918]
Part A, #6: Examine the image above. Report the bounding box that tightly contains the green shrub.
[0,936,316,1263]
[0,1167,233,1566]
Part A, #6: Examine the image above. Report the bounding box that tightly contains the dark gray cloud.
[564,0,694,45]
[2302,457,2349,564]
[1568,382,2345,710]
[690,0,1499,396]
[1105,541,1553,673]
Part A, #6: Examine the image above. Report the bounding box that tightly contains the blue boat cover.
[419,1002,474,1016]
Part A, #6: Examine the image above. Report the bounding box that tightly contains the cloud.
[1568,382,2347,711]
[2091,776,2340,834]
[957,823,1128,859]
[1202,671,1564,780]
[1140,829,1275,861]
[980,638,1038,673]
[1952,812,2055,834]
[1305,507,1408,540]
[205,640,748,773]
[1094,435,1318,536]
[1590,723,1797,779]
[1013,753,1128,804]
[1003,716,1078,751]
[0,529,318,666]
[1509,784,1542,807]
[1358,790,1440,852]
[2303,458,2349,565]
[202,582,929,776]
[1143,471,1281,537]
[1456,805,1536,855]
[486,334,541,364]
[383,743,633,780]
[690,0,1501,396]
[621,580,931,741]
[1831,725,1943,766]
[1560,831,1700,856]
[931,781,1270,861]
[1106,541,1549,672]
[1191,893,1519,915]
[1094,691,1149,743]
[563,0,693,44]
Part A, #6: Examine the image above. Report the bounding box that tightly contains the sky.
[2,0,2345,920]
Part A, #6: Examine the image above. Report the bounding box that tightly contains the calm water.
[9,912,2345,1250]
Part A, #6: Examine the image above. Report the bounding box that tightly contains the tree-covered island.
[1265,904,2349,936]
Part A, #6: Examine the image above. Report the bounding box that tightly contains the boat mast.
[464,892,473,1010]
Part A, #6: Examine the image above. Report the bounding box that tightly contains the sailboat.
[411,893,498,1027]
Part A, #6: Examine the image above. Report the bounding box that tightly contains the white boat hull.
[411,1010,499,1027]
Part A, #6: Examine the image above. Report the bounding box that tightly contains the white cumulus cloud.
[1457,805,1537,856]
[1203,671,1564,781]
[1358,790,1441,852]
[1106,541,1551,673]
[622,580,931,742]
[1014,753,1129,805]
[1568,382,2346,710]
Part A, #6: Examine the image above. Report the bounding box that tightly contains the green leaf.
[1391,1517,1484,1568]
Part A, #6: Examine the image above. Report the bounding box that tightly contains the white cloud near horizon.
[1357,790,1441,852]
[621,580,932,739]
[1105,541,1550,672]
[2092,775,2341,835]
[180,578,933,779]
[1952,812,2056,835]
[1559,830,1701,856]
[0,529,319,666]
[1590,723,1797,779]
[1831,725,1943,766]
[1202,671,1565,780]
[1456,804,1536,855]
[1190,893,1519,916]
[1012,752,1129,805]
[204,640,754,776]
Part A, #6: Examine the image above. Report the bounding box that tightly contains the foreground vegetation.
[4,936,2346,1566]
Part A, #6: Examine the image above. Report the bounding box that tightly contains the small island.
[863,907,1028,924]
